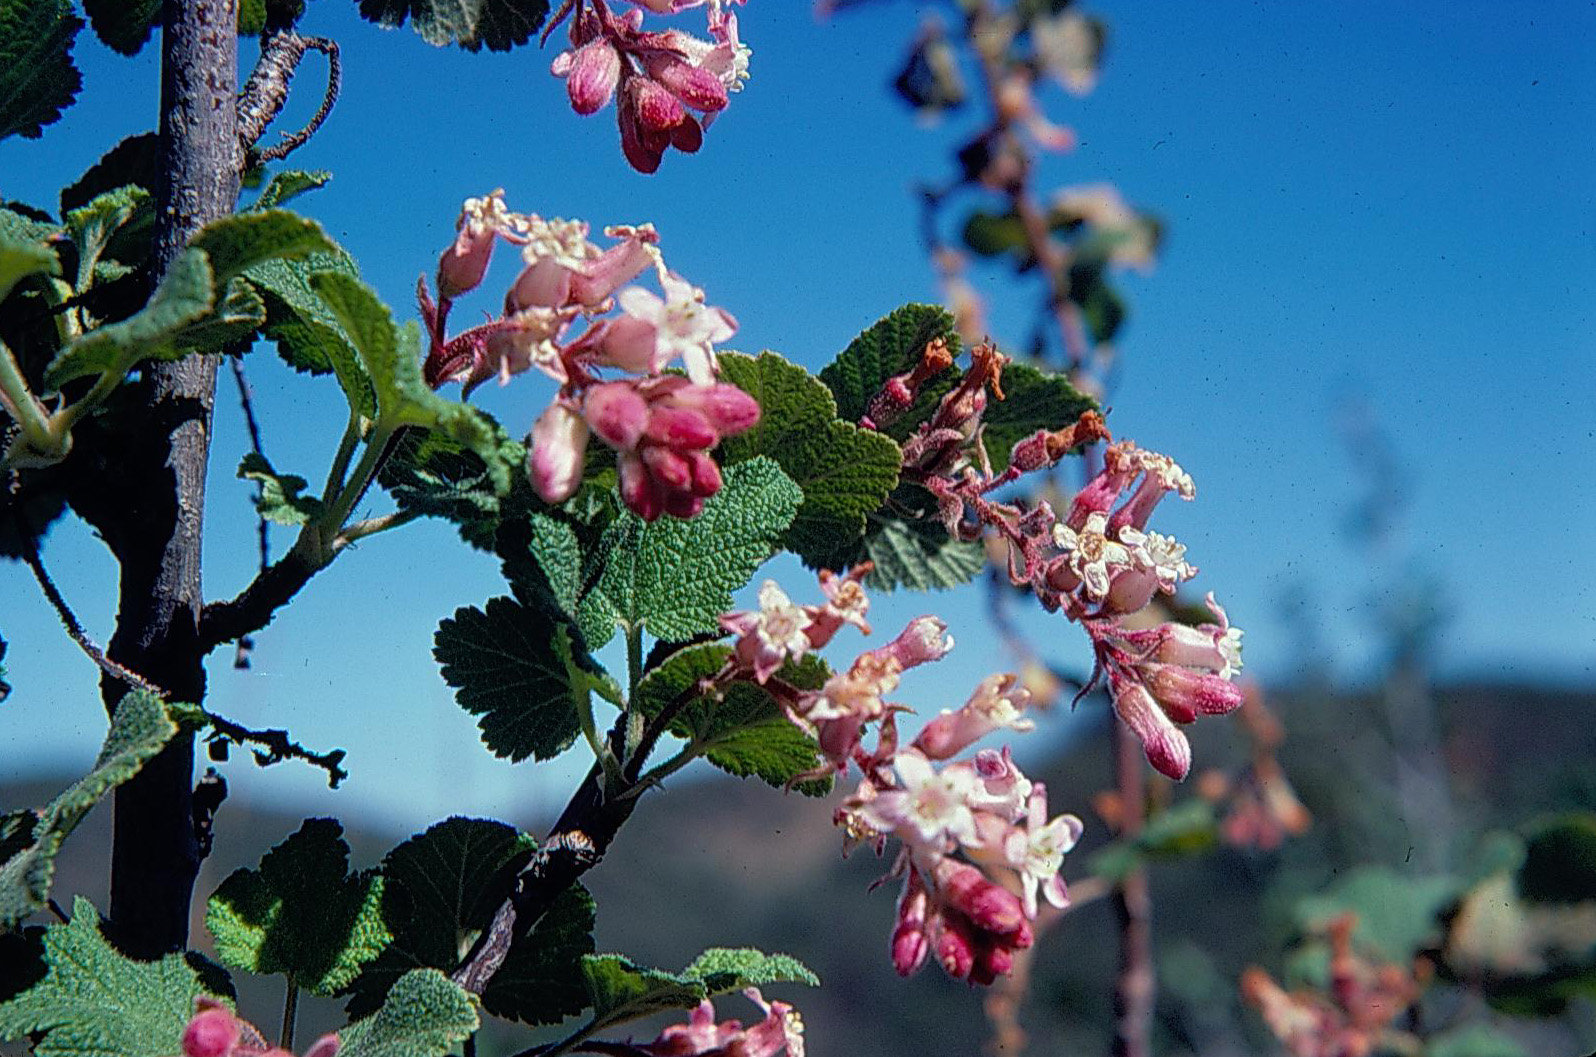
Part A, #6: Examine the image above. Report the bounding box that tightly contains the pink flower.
[912,674,1034,761]
[1000,783,1082,917]
[642,989,804,1057]
[721,581,815,683]
[528,402,590,504]
[437,190,512,300]
[616,271,737,385]
[180,999,338,1057]
[856,750,978,851]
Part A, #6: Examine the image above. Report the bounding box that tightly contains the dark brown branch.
[197,547,321,654]
[205,711,348,787]
[237,31,342,162]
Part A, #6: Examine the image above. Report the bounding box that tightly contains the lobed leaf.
[251,170,333,212]
[0,214,59,303]
[818,303,960,437]
[979,361,1096,473]
[634,642,831,796]
[0,0,83,142]
[586,458,802,647]
[814,493,985,592]
[378,420,525,550]
[190,209,336,288]
[81,0,158,55]
[715,351,901,569]
[339,970,478,1057]
[0,896,215,1057]
[434,595,590,762]
[581,956,705,1033]
[60,133,159,215]
[683,948,819,992]
[356,0,552,51]
[246,249,376,419]
[480,883,596,1025]
[238,452,324,527]
[205,818,391,995]
[0,692,181,927]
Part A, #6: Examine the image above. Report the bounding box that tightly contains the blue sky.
[1,1,1592,830]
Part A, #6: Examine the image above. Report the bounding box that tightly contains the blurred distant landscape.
[6,678,1592,1057]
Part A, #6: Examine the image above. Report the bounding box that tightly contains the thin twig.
[237,31,343,162]
[205,711,348,788]
[229,353,269,669]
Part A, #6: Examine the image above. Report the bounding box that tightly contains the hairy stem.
[280,978,299,1051]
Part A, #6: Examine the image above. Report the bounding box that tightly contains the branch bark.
[103,0,242,958]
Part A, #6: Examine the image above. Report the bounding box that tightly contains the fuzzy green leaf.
[0,692,180,927]
[171,277,268,353]
[581,956,705,1032]
[0,216,59,303]
[586,458,801,647]
[43,248,214,388]
[310,274,500,468]
[344,818,532,1018]
[716,351,901,568]
[205,818,391,995]
[0,0,83,141]
[378,420,525,550]
[60,133,159,215]
[63,186,148,291]
[252,170,332,211]
[434,595,590,762]
[481,883,596,1024]
[81,0,158,54]
[191,209,335,288]
[356,0,551,51]
[0,896,214,1057]
[1296,866,1460,965]
[339,970,479,1057]
[238,452,324,526]
[818,304,960,435]
[815,492,986,592]
[246,249,376,419]
[634,642,831,796]
[683,948,819,992]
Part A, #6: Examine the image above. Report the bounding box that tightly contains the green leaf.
[1089,801,1218,883]
[81,0,158,55]
[1070,262,1127,344]
[819,493,986,592]
[205,818,391,995]
[60,133,159,215]
[0,0,83,141]
[434,595,589,762]
[356,0,552,51]
[310,273,500,466]
[634,642,831,796]
[238,452,324,526]
[979,361,1096,473]
[0,896,215,1057]
[251,170,332,211]
[344,818,532,1018]
[171,277,268,353]
[0,214,59,303]
[586,458,802,647]
[580,955,705,1033]
[1518,814,1596,905]
[1424,1025,1527,1057]
[190,209,336,288]
[682,948,819,992]
[0,692,180,927]
[480,883,596,1025]
[339,970,478,1057]
[961,210,1028,258]
[1296,866,1459,965]
[246,249,376,419]
[818,303,960,436]
[43,248,215,388]
[377,419,525,549]
[716,351,901,569]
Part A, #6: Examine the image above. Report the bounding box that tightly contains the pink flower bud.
[670,116,704,154]
[508,256,574,311]
[645,406,719,450]
[528,405,590,504]
[586,315,660,373]
[619,89,667,174]
[664,491,704,519]
[1146,664,1245,718]
[1105,567,1160,615]
[302,1037,340,1057]
[564,41,622,115]
[620,451,665,521]
[631,76,688,134]
[641,445,693,491]
[646,53,730,112]
[931,913,977,981]
[667,383,761,435]
[891,874,931,977]
[934,858,1025,936]
[874,616,954,671]
[685,451,723,497]
[183,1003,240,1057]
[585,382,650,451]
[1112,681,1192,781]
[437,230,495,302]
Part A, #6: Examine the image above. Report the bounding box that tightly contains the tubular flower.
[913,674,1035,761]
[422,195,754,521]
[181,999,338,1057]
[721,581,815,682]
[642,988,804,1057]
[548,0,752,172]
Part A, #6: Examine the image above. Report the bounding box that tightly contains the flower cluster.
[863,344,1247,781]
[1197,683,1311,851]
[181,999,337,1057]
[547,0,751,172]
[640,988,804,1057]
[421,192,756,520]
[1241,914,1430,1057]
[720,569,1083,986]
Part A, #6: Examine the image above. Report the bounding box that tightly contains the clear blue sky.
[1,1,1592,830]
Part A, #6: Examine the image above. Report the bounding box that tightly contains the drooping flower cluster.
[181,999,337,1057]
[719,569,1083,986]
[640,987,804,1057]
[1241,914,1430,1057]
[860,341,1247,781]
[546,0,751,172]
[421,191,756,520]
